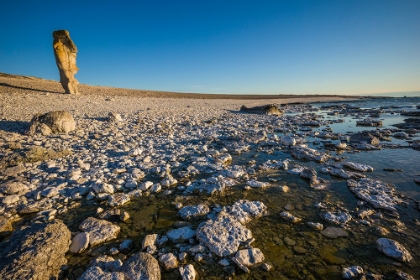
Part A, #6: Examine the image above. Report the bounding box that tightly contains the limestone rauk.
[53,30,79,94]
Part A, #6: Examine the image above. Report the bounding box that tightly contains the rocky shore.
[1,74,419,279]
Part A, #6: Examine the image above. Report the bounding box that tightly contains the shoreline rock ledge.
[0,220,71,280]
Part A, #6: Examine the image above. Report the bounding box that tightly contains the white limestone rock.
[78,266,125,280]
[235,248,265,267]
[342,266,364,279]
[246,180,270,188]
[376,238,413,262]
[179,264,197,280]
[167,227,196,243]
[107,193,130,207]
[142,234,158,249]
[280,211,302,223]
[320,211,352,225]
[229,200,267,224]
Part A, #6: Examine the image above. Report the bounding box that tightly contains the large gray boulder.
[27,110,76,136]
[120,252,161,280]
[0,220,71,280]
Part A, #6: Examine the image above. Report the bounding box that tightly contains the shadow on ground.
[0,120,30,134]
[0,82,63,94]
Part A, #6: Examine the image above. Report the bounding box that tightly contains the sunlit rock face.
[53,30,79,94]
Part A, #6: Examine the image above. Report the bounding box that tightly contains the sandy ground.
[1,73,360,122]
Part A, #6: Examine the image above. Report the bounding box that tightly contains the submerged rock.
[376,238,412,263]
[0,220,71,280]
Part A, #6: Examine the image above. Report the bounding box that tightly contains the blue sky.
[1,1,419,95]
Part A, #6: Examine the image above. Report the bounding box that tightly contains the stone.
[348,178,402,212]
[178,204,210,220]
[320,211,352,225]
[306,222,323,231]
[2,195,19,205]
[119,239,133,253]
[196,212,252,257]
[179,264,197,280]
[291,146,330,163]
[120,252,161,280]
[280,211,302,223]
[395,270,417,280]
[229,200,267,224]
[107,193,130,207]
[240,104,283,116]
[350,131,379,145]
[159,253,179,270]
[142,234,158,249]
[167,227,196,243]
[235,248,265,267]
[246,180,270,188]
[53,30,79,94]
[281,136,296,146]
[0,182,29,195]
[342,162,374,172]
[78,266,124,280]
[108,112,123,122]
[321,227,349,239]
[0,220,71,280]
[376,238,412,262]
[90,255,123,272]
[0,217,13,237]
[79,217,120,246]
[139,181,153,191]
[342,266,363,279]
[69,232,89,253]
[27,111,76,136]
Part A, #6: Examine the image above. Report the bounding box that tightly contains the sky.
[1,1,419,96]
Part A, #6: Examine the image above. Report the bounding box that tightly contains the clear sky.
[1,1,419,95]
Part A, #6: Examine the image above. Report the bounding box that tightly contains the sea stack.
[52,30,79,94]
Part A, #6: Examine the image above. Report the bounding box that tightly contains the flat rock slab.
[196,212,252,257]
[235,248,265,266]
[120,252,161,280]
[321,227,349,239]
[0,220,71,280]
[79,217,120,246]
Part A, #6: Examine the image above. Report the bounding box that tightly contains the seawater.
[62,97,420,279]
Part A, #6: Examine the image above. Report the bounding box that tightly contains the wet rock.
[196,211,252,257]
[376,238,412,262]
[69,232,89,253]
[179,264,197,280]
[107,193,130,207]
[306,222,323,231]
[342,266,363,279]
[167,227,196,243]
[350,131,379,145]
[246,180,270,188]
[119,252,161,280]
[356,118,382,126]
[280,211,302,223]
[0,220,71,280]
[395,270,417,280]
[178,204,210,220]
[348,178,402,211]
[291,146,330,162]
[342,162,374,172]
[159,253,179,270]
[235,248,265,266]
[79,217,120,246]
[78,266,125,280]
[27,111,76,136]
[321,226,349,239]
[320,211,352,225]
[318,244,346,265]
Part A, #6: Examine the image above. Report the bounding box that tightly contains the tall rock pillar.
[52,30,79,94]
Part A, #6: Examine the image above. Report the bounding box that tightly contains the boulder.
[120,252,161,280]
[0,220,71,280]
[240,104,283,116]
[53,30,79,94]
[376,238,412,262]
[196,212,252,257]
[79,217,120,246]
[27,111,76,136]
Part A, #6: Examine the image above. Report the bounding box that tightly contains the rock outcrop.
[53,30,79,94]
[0,220,71,280]
[240,104,283,116]
[27,110,76,136]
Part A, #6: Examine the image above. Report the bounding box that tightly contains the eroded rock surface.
[0,220,71,280]
[53,30,79,94]
[27,110,76,136]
